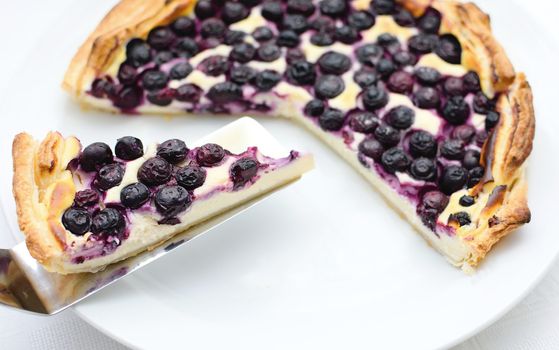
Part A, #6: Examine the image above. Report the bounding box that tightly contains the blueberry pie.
[63,0,535,270]
[12,120,314,273]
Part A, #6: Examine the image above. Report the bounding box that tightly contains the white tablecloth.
[0,1,557,349]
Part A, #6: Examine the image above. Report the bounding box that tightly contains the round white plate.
[0,1,557,349]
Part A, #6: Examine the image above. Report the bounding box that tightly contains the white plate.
[0,1,557,349]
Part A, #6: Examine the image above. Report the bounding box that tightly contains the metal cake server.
[0,180,296,315]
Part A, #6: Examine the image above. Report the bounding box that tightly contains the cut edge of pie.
[60,0,535,271]
[12,118,314,274]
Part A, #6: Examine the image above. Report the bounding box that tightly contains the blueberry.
[175,166,207,190]
[452,125,476,143]
[448,212,471,226]
[362,85,389,111]
[319,107,345,131]
[408,34,438,54]
[468,166,484,187]
[91,79,115,98]
[276,30,300,47]
[112,85,143,110]
[195,0,214,19]
[418,7,441,34]
[286,48,306,64]
[147,26,175,50]
[371,0,395,14]
[355,44,384,67]
[459,195,475,207]
[257,43,281,62]
[222,1,249,24]
[157,139,188,164]
[117,63,137,85]
[393,8,415,27]
[463,150,480,169]
[253,70,281,91]
[359,138,384,160]
[318,51,351,75]
[198,55,230,76]
[319,0,347,17]
[418,190,449,229]
[283,14,309,34]
[410,157,437,181]
[440,139,465,160]
[393,51,417,67]
[230,43,256,63]
[95,163,125,190]
[485,111,500,129]
[262,1,283,22]
[377,33,398,47]
[409,130,437,158]
[230,157,259,188]
[207,82,243,104]
[154,51,175,65]
[126,39,152,67]
[224,30,246,45]
[201,18,227,38]
[173,37,199,57]
[381,147,410,173]
[439,165,468,195]
[142,70,169,91]
[147,88,176,106]
[348,11,375,30]
[169,62,193,80]
[414,87,440,109]
[81,142,113,172]
[353,69,378,88]
[314,75,344,99]
[311,32,335,46]
[304,99,325,117]
[443,77,464,96]
[240,0,261,6]
[463,71,481,93]
[348,110,379,133]
[475,130,489,146]
[374,124,401,147]
[176,83,203,103]
[442,96,470,125]
[155,185,192,217]
[252,26,274,42]
[120,182,150,209]
[230,65,257,85]
[195,143,226,167]
[287,0,316,16]
[387,71,414,94]
[138,157,172,186]
[414,67,441,86]
[171,17,196,37]
[385,106,415,130]
[62,208,91,236]
[73,189,100,207]
[91,208,125,236]
[286,60,317,86]
[436,34,462,64]
[310,16,335,32]
[335,26,360,44]
[473,92,492,114]
[376,58,396,79]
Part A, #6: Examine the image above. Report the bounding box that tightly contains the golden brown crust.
[12,133,81,271]
[63,0,192,97]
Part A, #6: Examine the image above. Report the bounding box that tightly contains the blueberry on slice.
[224,30,247,45]
[358,138,384,161]
[348,110,379,134]
[126,39,152,67]
[304,99,325,117]
[374,124,401,147]
[91,208,125,236]
[262,1,283,22]
[335,26,360,44]
[409,130,437,158]
[73,189,100,207]
[171,17,196,37]
[120,182,150,209]
[459,195,475,207]
[463,71,481,93]
[117,63,137,85]
[452,125,476,143]
[355,44,383,67]
[196,143,226,167]
[155,185,192,217]
[314,75,344,99]
[414,87,440,109]
[287,60,316,85]
[376,58,396,79]
[362,85,389,111]
[410,157,436,181]
[230,157,259,188]
[80,142,113,172]
[319,0,347,17]
[112,85,143,110]
[353,69,378,88]
[371,0,395,15]
[311,32,335,46]
[468,166,484,188]
[418,190,449,229]
[283,14,309,34]
[449,211,471,226]
[418,7,441,34]
[222,1,249,24]
[485,111,500,130]
[287,0,316,16]
[253,70,281,91]
[387,71,414,94]
[157,139,188,164]
[154,51,175,65]
[173,37,199,57]
[441,96,470,125]
[169,62,193,80]
[147,26,176,50]
[318,51,351,75]
[319,108,345,131]
[62,208,91,236]
[408,34,438,54]
[414,67,441,86]
[147,88,176,106]
[276,30,300,47]
[462,150,480,169]
[443,77,464,97]
[176,84,203,103]
[393,51,417,67]
[230,65,257,85]
[252,26,274,42]
[381,147,410,173]
[440,139,465,160]
[348,11,375,30]
[95,163,125,191]
[439,165,468,195]
[436,34,462,64]
[257,44,281,62]
[175,165,207,190]
[206,82,243,103]
[200,18,227,39]
[138,157,173,186]
[393,8,415,27]
[195,0,214,19]
[385,106,415,130]
[198,55,230,77]
[230,43,256,63]
[142,70,169,91]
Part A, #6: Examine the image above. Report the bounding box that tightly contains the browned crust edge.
[12,133,81,271]
[63,0,193,97]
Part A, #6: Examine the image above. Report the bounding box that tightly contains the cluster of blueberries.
[62,137,260,240]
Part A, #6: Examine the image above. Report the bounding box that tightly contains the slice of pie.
[62,0,535,270]
[12,118,314,274]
